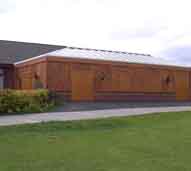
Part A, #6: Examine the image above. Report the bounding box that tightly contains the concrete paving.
[0,105,191,126]
[55,101,191,112]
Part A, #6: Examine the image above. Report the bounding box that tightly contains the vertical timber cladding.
[46,61,71,100]
[175,70,190,101]
[71,63,95,101]
[95,64,177,101]
[15,61,47,90]
[111,66,164,92]
[16,66,33,89]
[34,57,190,102]
[111,66,133,92]
[95,65,112,92]
[47,62,71,91]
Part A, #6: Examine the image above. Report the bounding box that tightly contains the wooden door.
[71,68,94,101]
[175,71,189,101]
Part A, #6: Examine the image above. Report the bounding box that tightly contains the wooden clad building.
[0,40,64,89]
[14,47,191,102]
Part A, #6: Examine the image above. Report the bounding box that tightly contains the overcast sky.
[0,0,191,64]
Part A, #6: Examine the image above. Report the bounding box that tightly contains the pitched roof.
[43,47,188,68]
[0,40,65,64]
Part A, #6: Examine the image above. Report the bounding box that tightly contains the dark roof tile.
[0,40,65,64]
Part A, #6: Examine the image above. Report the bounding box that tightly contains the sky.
[0,0,191,64]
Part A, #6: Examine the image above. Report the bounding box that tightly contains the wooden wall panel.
[144,68,161,92]
[16,66,33,90]
[15,56,191,102]
[34,62,47,88]
[47,62,71,91]
[160,70,175,92]
[111,67,163,93]
[175,71,189,101]
[21,78,32,90]
[48,58,191,101]
[111,67,133,92]
[95,65,112,92]
[71,64,94,101]
[15,62,47,90]
[132,68,146,92]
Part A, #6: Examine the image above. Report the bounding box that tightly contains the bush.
[0,89,55,114]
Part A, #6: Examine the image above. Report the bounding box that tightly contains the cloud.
[109,25,168,40]
[0,0,15,13]
[0,0,191,62]
[160,46,191,65]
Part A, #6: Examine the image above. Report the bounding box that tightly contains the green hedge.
[0,89,55,114]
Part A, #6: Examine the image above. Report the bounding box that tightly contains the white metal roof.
[14,47,189,68]
[47,47,188,67]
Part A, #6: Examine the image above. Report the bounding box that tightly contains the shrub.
[0,89,55,114]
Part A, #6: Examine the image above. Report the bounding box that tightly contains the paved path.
[0,106,191,126]
[55,101,191,112]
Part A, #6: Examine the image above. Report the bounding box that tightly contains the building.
[0,40,191,101]
[0,40,64,89]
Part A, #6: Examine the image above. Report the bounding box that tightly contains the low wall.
[53,91,176,102]
[95,92,176,101]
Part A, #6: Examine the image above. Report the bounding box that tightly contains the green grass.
[1,112,191,171]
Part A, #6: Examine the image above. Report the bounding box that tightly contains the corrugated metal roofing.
[45,47,188,67]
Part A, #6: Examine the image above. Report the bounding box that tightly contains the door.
[175,71,189,101]
[71,67,94,101]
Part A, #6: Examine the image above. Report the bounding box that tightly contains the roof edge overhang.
[48,55,191,71]
[13,48,67,65]
[14,54,47,66]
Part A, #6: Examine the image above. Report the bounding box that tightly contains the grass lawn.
[0,112,191,171]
